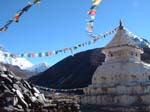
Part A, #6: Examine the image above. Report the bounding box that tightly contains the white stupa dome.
[91,22,150,86]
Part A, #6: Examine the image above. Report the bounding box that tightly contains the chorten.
[81,21,150,109]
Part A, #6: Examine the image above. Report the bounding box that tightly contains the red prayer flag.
[88,9,96,15]
[31,53,35,58]
[86,27,93,32]
[13,54,18,58]
[47,52,53,56]
[14,14,20,22]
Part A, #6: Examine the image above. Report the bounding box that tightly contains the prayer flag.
[52,51,56,55]
[4,20,13,28]
[23,54,28,57]
[73,46,78,49]
[92,0,102,6]
[90,15,95,20]
[14,11,24,22]
[22,2,33,12]
[41,52,46,57]
[4,53,10,57]
[31,53,35,58]
[0,27,7,32]
[46,52,52,56]
[34,0,41,4]
[90,5,97,10]
[13,54,18,58]
[88,9,96,15]
[87,20,94,28]
[38,52,45,57]
[55,51,59,54]
[86,27,93,32]
[69,48,74,56]
[14,13,20,22]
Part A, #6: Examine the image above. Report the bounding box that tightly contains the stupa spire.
[119,20,123,30]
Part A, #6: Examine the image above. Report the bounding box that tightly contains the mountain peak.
[28,62,49,74]
[130,36,150,48]
[0,44,48,74]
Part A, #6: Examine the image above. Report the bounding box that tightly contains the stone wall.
[82,81,150,106]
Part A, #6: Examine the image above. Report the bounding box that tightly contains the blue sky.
[0,0,150,66]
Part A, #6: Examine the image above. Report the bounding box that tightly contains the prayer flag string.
[86,0,102,38]
[0,0,119,59]
[34,84,84,93]
[0,0,41,32]
[2,27,118,58]
[1,0,102,36]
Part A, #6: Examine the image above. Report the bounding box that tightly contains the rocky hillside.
[0,64,80,112]
[28,48,150,89]
[142,48,150,63]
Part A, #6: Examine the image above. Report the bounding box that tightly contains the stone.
[0,64,81,112]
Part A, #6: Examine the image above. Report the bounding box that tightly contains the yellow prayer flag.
[23,53,28,57]
[88,21,94,28]
[92,0,102,6]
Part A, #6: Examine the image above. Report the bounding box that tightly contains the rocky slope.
[0,64,80,112]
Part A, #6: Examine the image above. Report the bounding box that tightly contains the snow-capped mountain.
[28,62,49,74]
[0,45,49,74]
[130,36,150,48]
[8,57,34,70]
[0,51,33,70]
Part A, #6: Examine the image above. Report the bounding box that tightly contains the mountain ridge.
[28,47,150,89]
